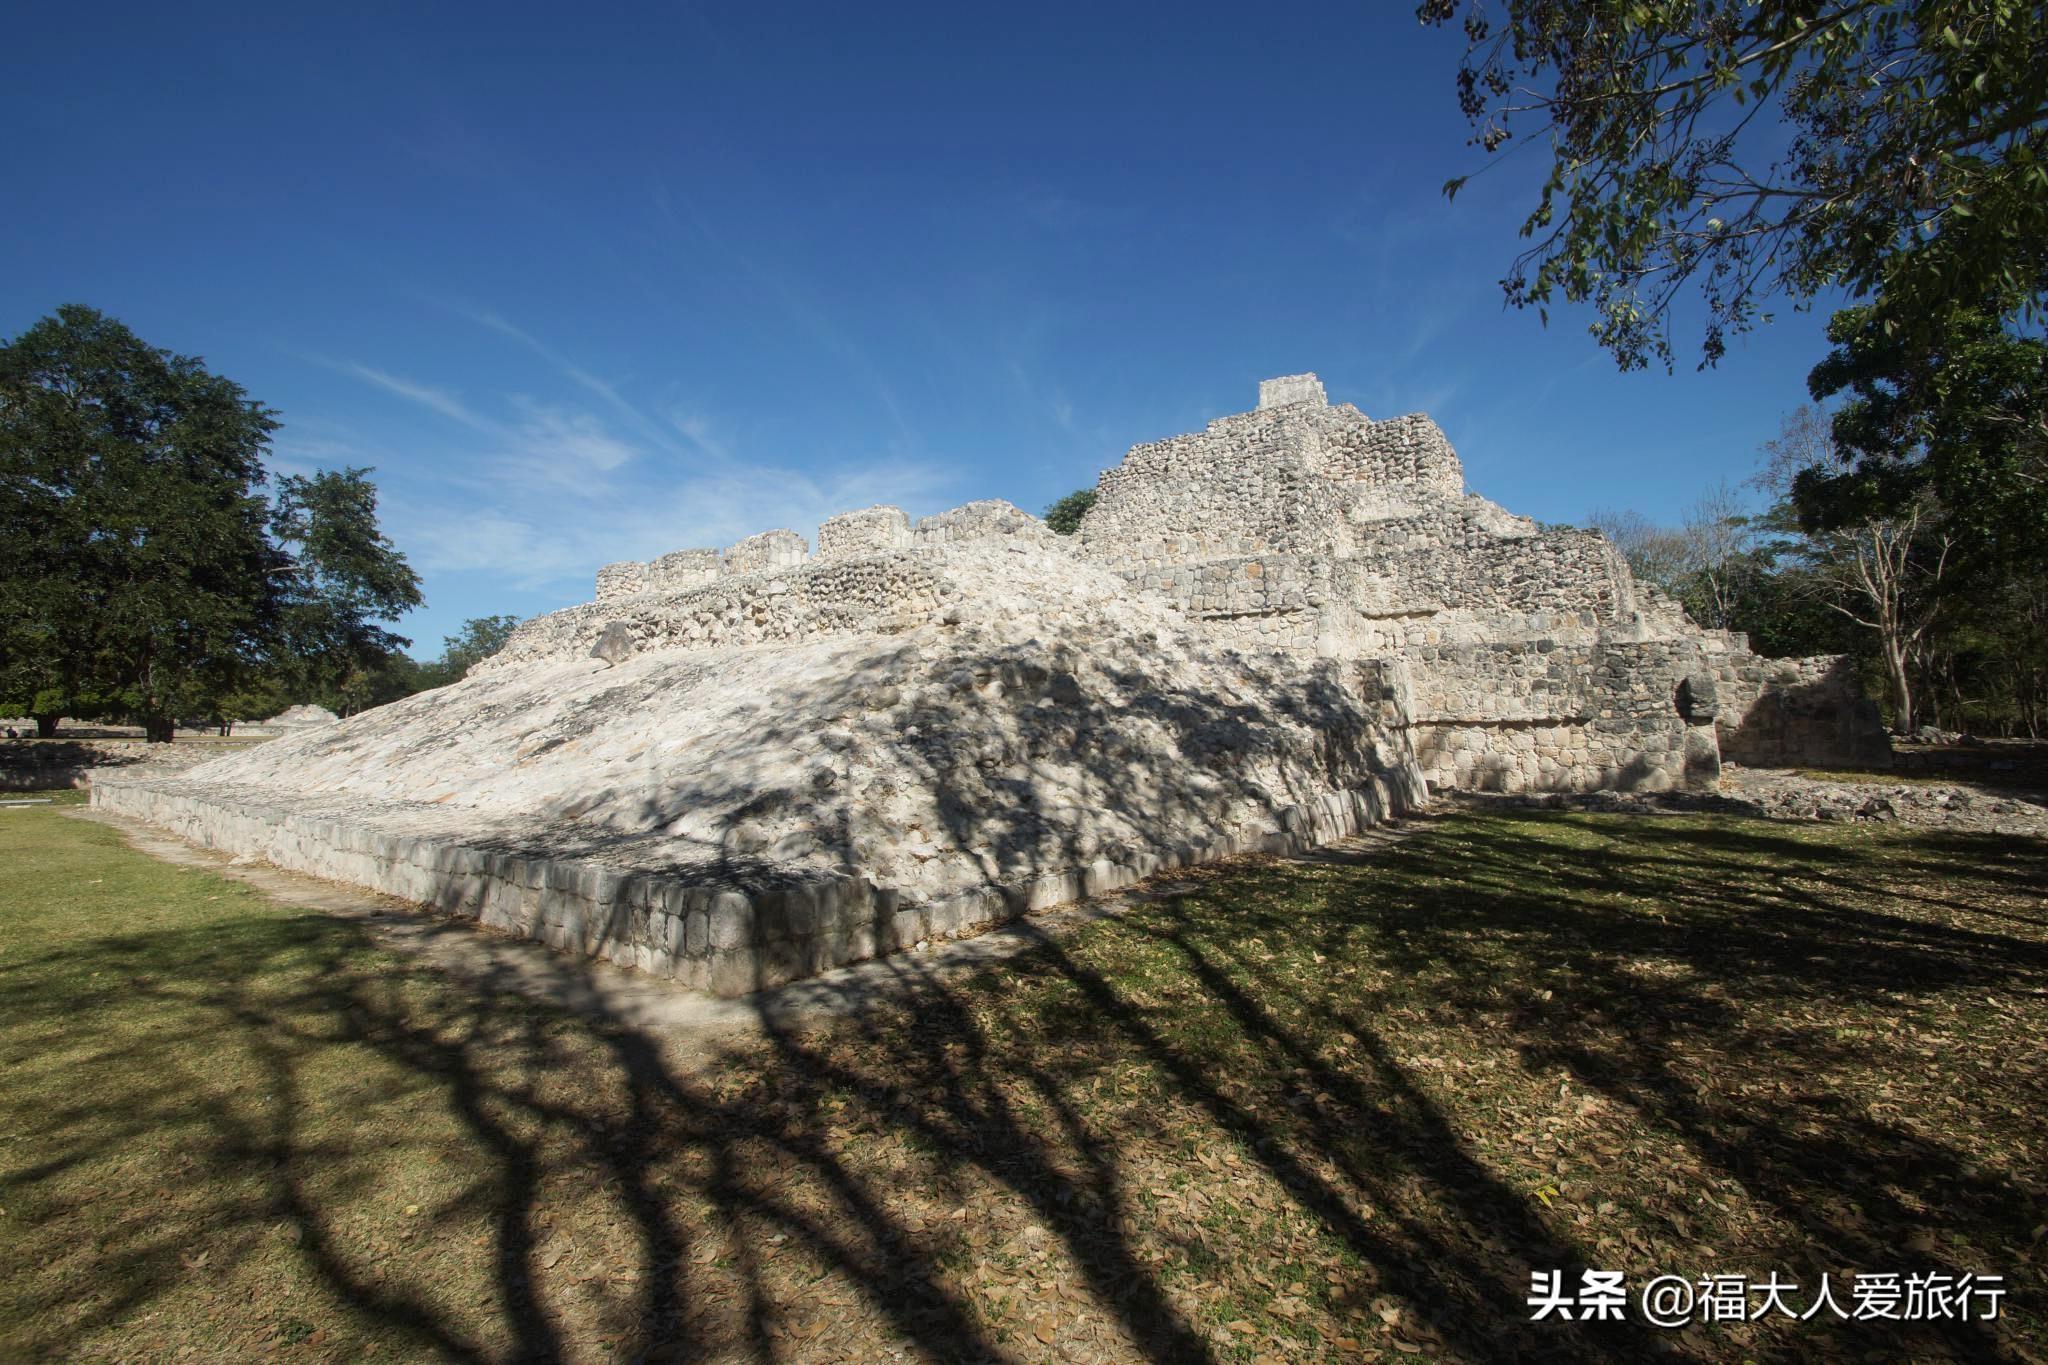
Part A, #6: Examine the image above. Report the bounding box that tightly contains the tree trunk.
[33,713,59,739]
[143,714,176,744]
[1886,645,1916,734]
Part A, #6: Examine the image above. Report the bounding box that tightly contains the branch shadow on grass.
[1,809,2043,1361]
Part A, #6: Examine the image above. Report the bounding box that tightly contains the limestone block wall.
[650,549,721,592]
[599,550,729,601]
[590,502,1064,606]
[595,561,648,603]
[1312,413,1466,499]
[1341,530,1635,625]
[1341,500,1538,553]
[1121,554,1330,653]
[1405,641,1600,725]
[1079,421,1353,570]
[819,505,913,555]
[1259,373,1328,408]
[912,500,1055,547]
[1342,608,1605,656]
[724,529,809,576]
[1339,491,1537,539]
[91,633,1431,998]
[1403,639,1717,792]
[1716,652,1892,769]
[1136,554,1322,618]
[92,766,1422,996]
[495,553,960,666]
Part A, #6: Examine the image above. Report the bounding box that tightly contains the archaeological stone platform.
[93,373,1885,995]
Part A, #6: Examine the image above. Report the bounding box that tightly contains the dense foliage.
[1598,303,2048,736]
[1423,0,2048,369]
[1044,487,1097,535]
[413,614,522,690]
[0,306,421,738]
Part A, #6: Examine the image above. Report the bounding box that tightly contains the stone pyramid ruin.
[93,374,1886,994]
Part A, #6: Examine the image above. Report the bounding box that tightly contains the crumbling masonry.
[93,375,1887,994]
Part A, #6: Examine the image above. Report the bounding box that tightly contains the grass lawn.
[2,800,2043,1362]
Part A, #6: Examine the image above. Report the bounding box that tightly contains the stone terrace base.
[91,768,1423,997]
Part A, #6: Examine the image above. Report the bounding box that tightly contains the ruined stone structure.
[1072,376,1887,792]
[92,374,1885,996]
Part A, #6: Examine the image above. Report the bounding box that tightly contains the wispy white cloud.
[507,399,638,473]
[330,354,648,496]
[393,453,962,589]
[1007,359,1080,435]
[666,408,735,464]
[650,182,915,443]
[323,300,969,605]
[439,302,693,460]
[341,363,494,431]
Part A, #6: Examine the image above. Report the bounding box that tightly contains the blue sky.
[3,1,1842,657]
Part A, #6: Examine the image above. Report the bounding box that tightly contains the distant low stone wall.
[1,739,231,790]
[1402,639,1717,793]
[650,549,721,592]
[497,553,958,666]
[819,505,912,556]
[723,529,809,576]
[1718,654,1892,770]
[595,561,648,603]
[590,503,1055,603]
[911,500,1054,547]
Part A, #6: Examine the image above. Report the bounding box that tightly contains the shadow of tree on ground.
[1,806,2042,1361]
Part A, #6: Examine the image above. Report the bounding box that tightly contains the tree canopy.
[1422,0,2048,369]
[1598,301,2048,738]
[268,467,424,706]
[1044,488,1097,535]
[416,614,522,689]
[0,305,421,739]
[1796,303,2048,562]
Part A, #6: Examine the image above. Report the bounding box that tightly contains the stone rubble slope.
[99,541,1424,993]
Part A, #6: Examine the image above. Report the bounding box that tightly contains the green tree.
[0,305,281,741]
[1797,304,2048,561]
[0,306,424,739]
[1044,487,1097,535]
[210,674,290,736]
[268,467,423,713]
[417,614,522,689]
[1787,305,2048,732]
[1423,1,2048,369]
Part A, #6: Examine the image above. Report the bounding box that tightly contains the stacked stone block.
[497,554,958,666]
[595,561,648,603]
[1258,372,1328,409]
[818,505,913,555]
[93,759,1423,995]
[1312,412,1467,499]
[723,528,809,576]
[912,500,1052,547]
[650,548,721,591]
